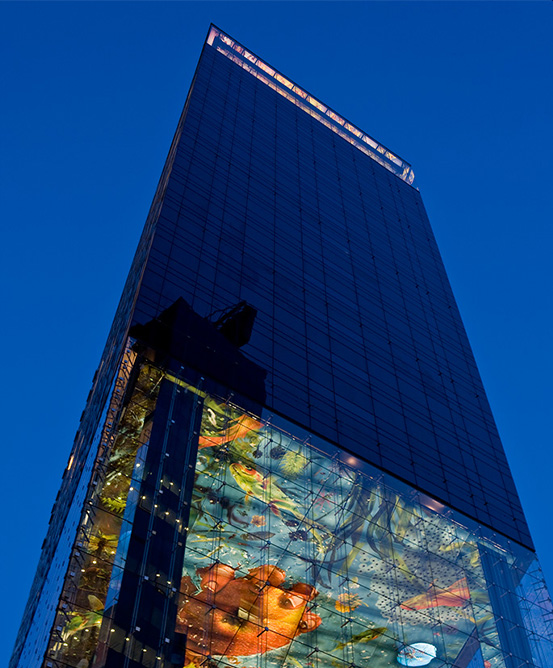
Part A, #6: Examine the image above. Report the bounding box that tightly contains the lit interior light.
[420,494,445,513]
[206,26,415,185]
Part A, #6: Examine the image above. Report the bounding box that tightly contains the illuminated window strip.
[206,26,415,186]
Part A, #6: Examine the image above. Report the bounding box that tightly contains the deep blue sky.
[2,3,552,664]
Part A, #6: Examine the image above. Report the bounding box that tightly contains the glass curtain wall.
[45,352,553,668]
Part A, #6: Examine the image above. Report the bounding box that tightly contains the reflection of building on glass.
[10,24,553,668]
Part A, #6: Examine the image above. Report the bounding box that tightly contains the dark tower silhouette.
[11,26,553,668]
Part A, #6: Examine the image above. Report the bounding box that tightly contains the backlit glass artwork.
[175,392,553,668]
[46,364,553,668]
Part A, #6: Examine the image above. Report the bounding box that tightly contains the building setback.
[11,25,553,668]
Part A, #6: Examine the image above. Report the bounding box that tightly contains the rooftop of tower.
[206,25,415,186]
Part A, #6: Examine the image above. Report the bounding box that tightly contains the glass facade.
[10,25,553,668]
[35,355,553,668]
[130,34,529,547]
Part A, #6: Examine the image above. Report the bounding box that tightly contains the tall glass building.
[11,26,553,668]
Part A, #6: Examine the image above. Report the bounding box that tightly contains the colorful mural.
[46,363,553,668]
[176,394,552,668]
[49,359,163,667]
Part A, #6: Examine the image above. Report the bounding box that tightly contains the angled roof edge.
[206,25,415,186]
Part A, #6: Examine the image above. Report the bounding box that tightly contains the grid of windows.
[131,44,529,546]
[205,26,415,184]
[38,365,553,668]
[10,27,544,668]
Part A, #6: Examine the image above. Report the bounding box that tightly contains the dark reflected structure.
[11,25,553,668]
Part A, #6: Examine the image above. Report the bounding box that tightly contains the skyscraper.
[11,23,553,668]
